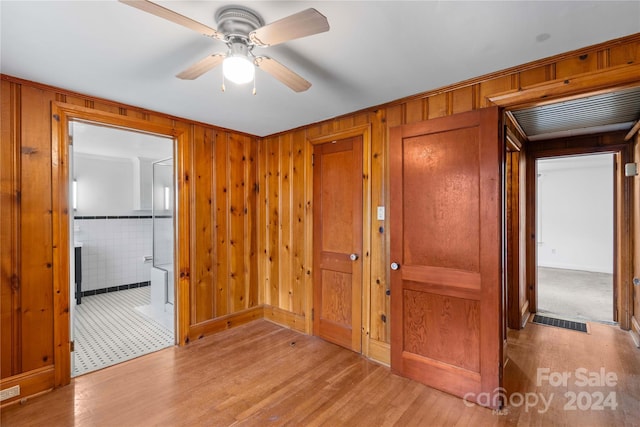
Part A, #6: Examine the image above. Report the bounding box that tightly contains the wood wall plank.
[266,137,280,307]
[20,85,55,372]
[192,126,215,323]
[214,132,229,318]
[369,109,388,343]
[519,65,553,88]
[228,133,246,312]
[1,80,20,377]
[426,93,448,119]
[452,86,475,114]
[609,43,640,67]
[555,52,600,78]
[245,135,259,309]
[404,98,425,124]
[291,130,306,315]
[279,134,293,312]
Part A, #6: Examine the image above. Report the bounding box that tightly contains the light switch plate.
[377,206,385,221]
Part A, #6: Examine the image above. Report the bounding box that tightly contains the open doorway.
[69,121,175,376]
[535,153,615,324]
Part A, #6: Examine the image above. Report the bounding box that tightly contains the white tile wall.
[74,218,153,291]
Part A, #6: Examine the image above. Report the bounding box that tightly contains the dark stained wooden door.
[313,136,363,352]
[389,107,503,409]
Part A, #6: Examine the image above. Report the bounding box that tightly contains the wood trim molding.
[367,339,390,366]
[0,366,54,407]
[50,102,189,387]
[306,124,373,355]
[187,306,264,340]
[488,64,640,109]
[263,305,306,333]
[0,74,256,139]
[625,119,640,141]
[264,33,640,139]
[630,316,640,347]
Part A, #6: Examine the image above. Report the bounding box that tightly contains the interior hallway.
[2,319,638,426]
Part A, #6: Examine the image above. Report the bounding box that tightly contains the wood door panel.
[313,136,363,352]
[390,107,502,409]
[403,130,480,271]
[403,290,480,372]
[320,270,352,325]
[320,149,354,254]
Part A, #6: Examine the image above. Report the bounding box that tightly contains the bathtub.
[151,263,174,310]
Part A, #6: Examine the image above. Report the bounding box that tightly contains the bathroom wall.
[74,217,152,292]
[73,152,161,293]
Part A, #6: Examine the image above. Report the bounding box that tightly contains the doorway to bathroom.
[69,121,176,377]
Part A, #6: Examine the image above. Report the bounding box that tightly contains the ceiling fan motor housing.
[215,6,264,38]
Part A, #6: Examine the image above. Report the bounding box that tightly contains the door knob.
[350,253,359,261]
[390,262,400,270]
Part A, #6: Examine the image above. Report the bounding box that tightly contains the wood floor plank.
[1,319,638,426]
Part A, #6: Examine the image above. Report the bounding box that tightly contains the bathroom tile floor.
[73,287,174,377]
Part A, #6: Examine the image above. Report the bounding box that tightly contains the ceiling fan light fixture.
[223,55,254,84]
[223,41,254,85]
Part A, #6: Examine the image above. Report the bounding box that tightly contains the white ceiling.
[2,1,639,137]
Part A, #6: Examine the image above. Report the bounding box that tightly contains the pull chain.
[252,72,257,95]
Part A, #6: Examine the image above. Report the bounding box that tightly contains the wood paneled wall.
[0,77,259,401]
[257,34,640,363]
[189,127,259,329]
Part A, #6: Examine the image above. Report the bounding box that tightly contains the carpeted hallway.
[537,266,614,323]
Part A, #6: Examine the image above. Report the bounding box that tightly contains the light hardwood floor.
[1,318,639,426]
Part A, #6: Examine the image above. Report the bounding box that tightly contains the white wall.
[537,154,614,274]
[74,153,137,216]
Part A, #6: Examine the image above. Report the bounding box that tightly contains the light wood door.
[313,136,363,352]
[390,107,503,409]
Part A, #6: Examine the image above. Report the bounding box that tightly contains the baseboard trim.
[368,339,390,366]
[263,305,306,333]
[630,316,640,348]
[520,300,530,328]
[187,306,264,342]
[0,366,55,408]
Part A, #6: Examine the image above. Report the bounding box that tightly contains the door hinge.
[312,154,315,167]
[311,308,314,320]
[70,341,75,352]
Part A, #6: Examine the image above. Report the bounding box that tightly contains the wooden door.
[390,107,503,409]
[313,136,363,352]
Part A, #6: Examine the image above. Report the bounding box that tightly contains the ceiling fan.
[119,1,330,92]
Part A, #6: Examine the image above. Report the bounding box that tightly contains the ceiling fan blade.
[119,0,224,40]
[176,54,224,80]
[255,57,311,92]
[249,8,329,47]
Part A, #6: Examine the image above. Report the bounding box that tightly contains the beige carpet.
[537,266,614,323]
